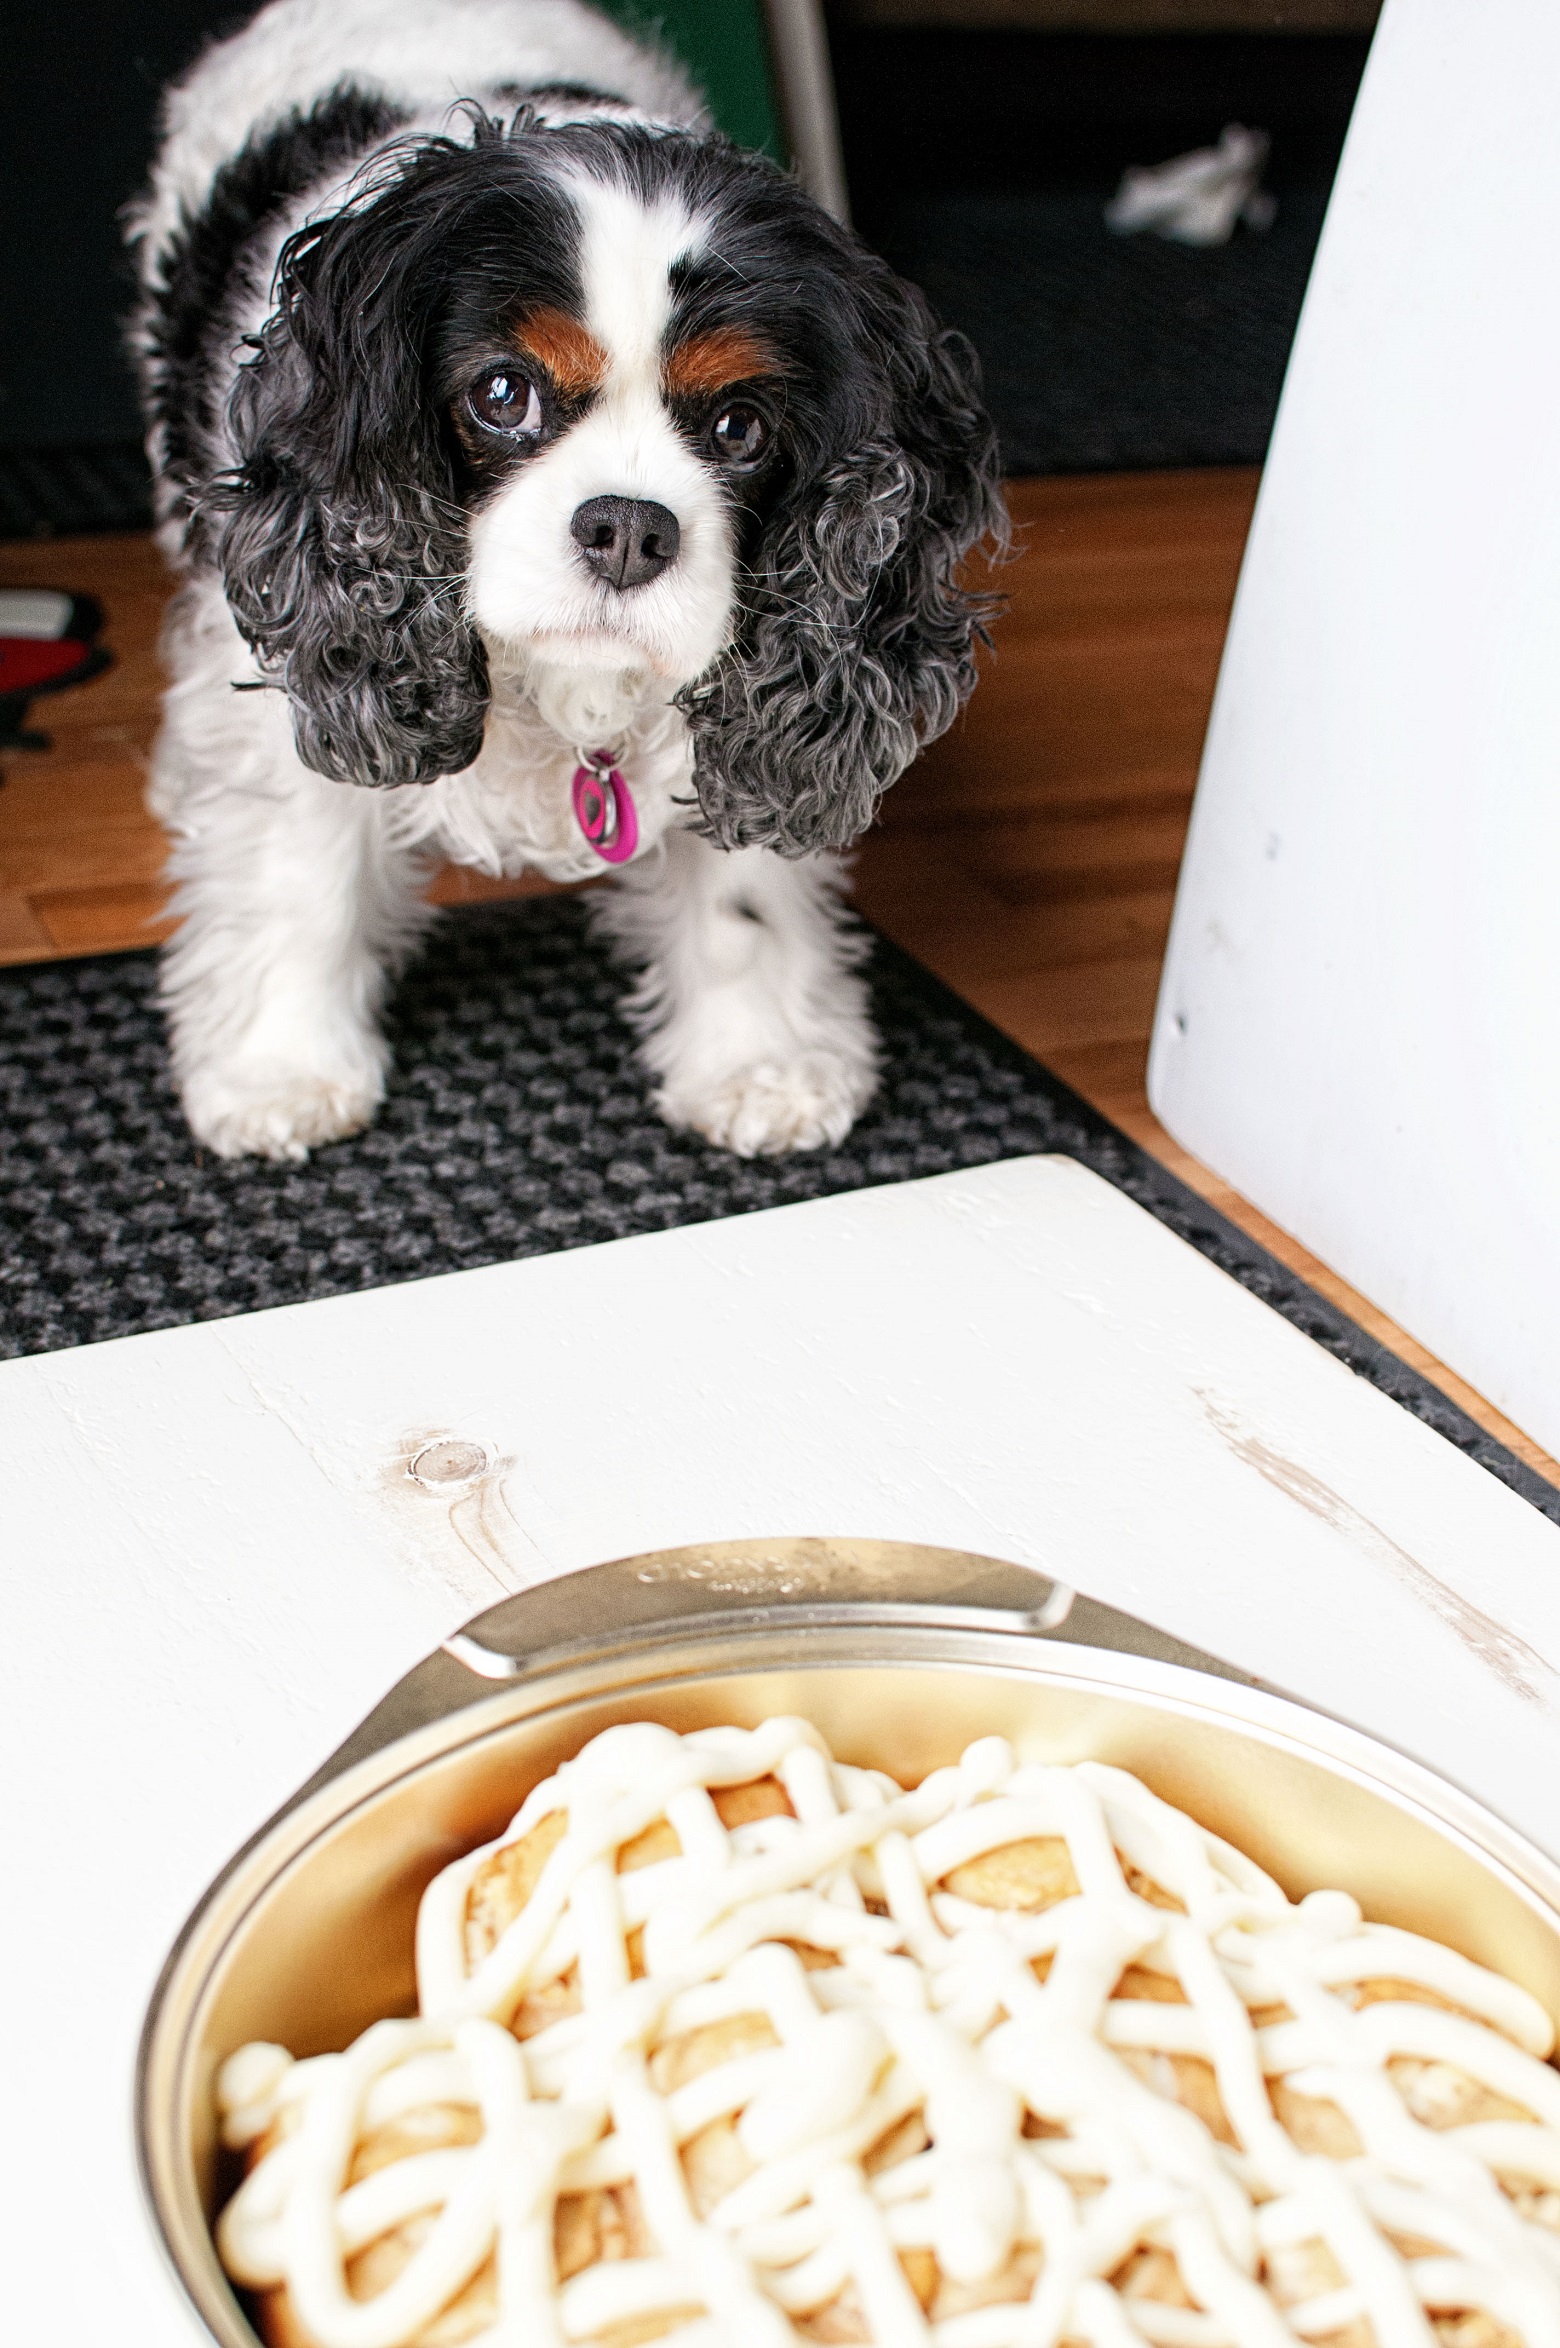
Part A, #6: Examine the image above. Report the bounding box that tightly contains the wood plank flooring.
[1,485,1553,1480]
[0,533,174,961]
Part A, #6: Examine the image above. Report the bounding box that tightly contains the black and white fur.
[131,0,1002,1161]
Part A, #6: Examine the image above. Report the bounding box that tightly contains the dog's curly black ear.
[206,164,488,787]
[678,262,1005,855]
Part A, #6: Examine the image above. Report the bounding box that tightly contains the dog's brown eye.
[469,368,542,438]
[710,404,769,469]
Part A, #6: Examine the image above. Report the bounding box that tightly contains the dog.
[130,0,1003,1162]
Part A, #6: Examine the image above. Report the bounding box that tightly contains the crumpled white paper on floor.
[1106,124,1277,247]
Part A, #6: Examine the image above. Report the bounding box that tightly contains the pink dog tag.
[571,751,639,864]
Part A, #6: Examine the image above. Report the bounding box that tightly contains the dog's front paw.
[665,1052,875,1157]
[180,1060,385,1162]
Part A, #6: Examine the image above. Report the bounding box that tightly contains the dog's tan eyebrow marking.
[514,308,609,398]
[662,327,780,397]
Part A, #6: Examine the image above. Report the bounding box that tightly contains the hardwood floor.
[0,532,173,961]
[1,484,1553,1480]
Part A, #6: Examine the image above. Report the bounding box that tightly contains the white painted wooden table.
[6,1156,1559,2343]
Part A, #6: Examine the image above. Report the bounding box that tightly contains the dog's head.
[214,113,1004,851]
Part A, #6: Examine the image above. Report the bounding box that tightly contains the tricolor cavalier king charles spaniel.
[131,0,1002,1161]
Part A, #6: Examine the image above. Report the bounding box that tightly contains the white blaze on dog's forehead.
[566,171,706,388]
[465,174,730,691]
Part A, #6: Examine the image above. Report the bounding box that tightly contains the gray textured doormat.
[3,896,1554,1527]
[870,186,1328,477]
[0,442,154,540]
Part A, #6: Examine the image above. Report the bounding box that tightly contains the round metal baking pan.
[138,1537,1560,2348]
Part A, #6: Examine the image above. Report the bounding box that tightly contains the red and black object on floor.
[0,589,112,750]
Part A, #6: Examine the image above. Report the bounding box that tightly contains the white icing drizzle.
[217,1721,1560,2348]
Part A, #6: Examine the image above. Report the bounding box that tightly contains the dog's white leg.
[151,581,432,1161]
[596,829,879,1156]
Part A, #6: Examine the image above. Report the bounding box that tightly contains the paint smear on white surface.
[1200,1393,1555,1704]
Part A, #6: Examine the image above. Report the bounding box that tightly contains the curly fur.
[681,352,1003,851]
[203,131,536,786]
[134,85,408,543]
[565,127,1005,851]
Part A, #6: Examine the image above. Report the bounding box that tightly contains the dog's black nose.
[570,496,680,591]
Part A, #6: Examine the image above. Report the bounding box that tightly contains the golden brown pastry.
[216,1719,1560,2348]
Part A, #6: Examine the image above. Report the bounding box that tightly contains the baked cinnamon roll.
[215,1719,1560,2348]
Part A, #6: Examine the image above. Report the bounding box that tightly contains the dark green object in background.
[601,0,784,158]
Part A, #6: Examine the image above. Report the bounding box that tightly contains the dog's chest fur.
[385,668,695,884]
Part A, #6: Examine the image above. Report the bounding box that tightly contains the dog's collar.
[571,748,639,864]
